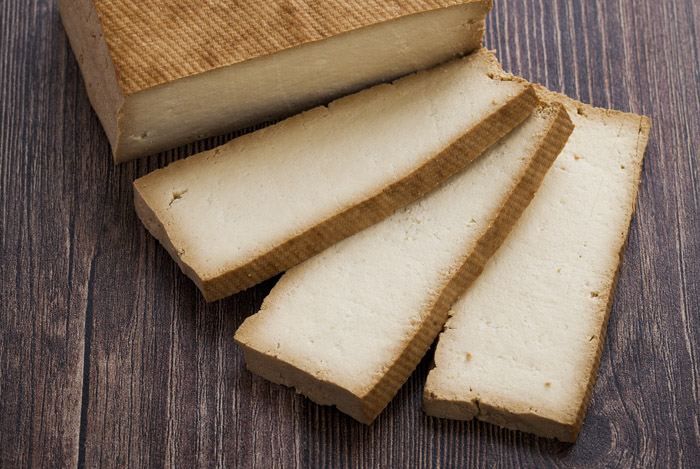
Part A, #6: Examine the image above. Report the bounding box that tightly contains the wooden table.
[2,1,699,467]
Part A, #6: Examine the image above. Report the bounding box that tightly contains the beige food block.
[58,0,491,162]
[235,104,573,424]
[134,50,538,301]
[423,89,651,443]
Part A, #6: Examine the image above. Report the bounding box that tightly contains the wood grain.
[1,0,699,467]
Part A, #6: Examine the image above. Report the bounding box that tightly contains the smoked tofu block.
[134,50,538,301]
[234,103,573,424]
[58,0,492,162]
[422,89,651,442]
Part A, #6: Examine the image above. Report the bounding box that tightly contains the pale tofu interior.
[424,102,647,438]
[116,4,487,161]
[235,110,555,400]
[134,51,527,282]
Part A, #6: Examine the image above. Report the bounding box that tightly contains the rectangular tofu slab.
[59,0,491,162]
[234,103,573,424]
[422,89,651,442]
[134,50,538,301]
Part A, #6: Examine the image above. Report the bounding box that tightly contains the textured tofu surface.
[75,0,491,93]
[423,89,651,442]
[58,0,491,161]
[235,104,573,423]
[134,50,538,301]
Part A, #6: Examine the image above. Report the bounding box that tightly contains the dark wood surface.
[1,0,699,467]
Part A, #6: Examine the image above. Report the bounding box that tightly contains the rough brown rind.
[79,0,491,94]
[422,89,651,443]
[235,104,574,424]
[134,85,539,302]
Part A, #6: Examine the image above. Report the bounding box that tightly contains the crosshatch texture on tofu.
[58,0,492,161]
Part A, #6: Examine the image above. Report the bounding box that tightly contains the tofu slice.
[59,0,491,162]
[134,50,538,301]
[234,103,573,424]
[422,89,651,442]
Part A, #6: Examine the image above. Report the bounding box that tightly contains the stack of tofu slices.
[61,0,651,442]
